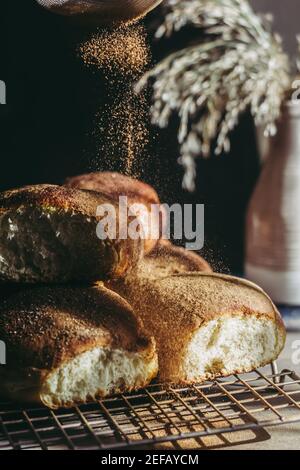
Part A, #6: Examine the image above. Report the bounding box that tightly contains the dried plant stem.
[138,0,291,191]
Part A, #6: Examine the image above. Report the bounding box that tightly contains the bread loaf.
[0,285,158,408]
[109,272,286,383]
[133,240,212,279]
[0,184,143,283]
[65,172,165,254]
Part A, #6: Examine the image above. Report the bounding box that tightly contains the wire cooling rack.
[0,368,300,450]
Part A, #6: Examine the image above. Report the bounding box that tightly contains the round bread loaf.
[109,272,286,383]
[0,184,143,283]
[65,172,165,254]
[0,285,158,408]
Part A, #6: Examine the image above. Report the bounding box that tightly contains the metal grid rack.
[1,368,300,450]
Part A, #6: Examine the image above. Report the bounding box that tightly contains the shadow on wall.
[251,0,300,60]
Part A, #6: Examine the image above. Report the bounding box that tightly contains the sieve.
[36,0,163,24]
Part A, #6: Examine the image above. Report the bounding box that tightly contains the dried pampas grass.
[137,0,291,191]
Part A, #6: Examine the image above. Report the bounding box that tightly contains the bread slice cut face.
[109,272,286,383]
[0,285,158,408]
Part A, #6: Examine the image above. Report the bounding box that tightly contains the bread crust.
[0,184,111,217]
[110,272,286,382]
[65,172,160,206]
[65,172,164,253]
[0,184,143,282]
[146,240,212,275]
[0,285,152,370]
[106,241,212,289]
[0,285,157,406]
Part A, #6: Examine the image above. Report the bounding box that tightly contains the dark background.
[0,0,296,273]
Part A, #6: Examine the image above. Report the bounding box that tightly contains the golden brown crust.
[0,184,114,218]
[146,240,212,275]
[0,285,153,373]
[172,273,285,333]
[65,172,160,206]
[109,272,286,382]
[106,241,212,287]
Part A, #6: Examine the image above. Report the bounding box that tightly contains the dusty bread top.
[0,285,154,372]
[152,273,285,330]
[0,184,115,218]
[65,172,160,207]
[110,272,286,380]
[138,240,212,278]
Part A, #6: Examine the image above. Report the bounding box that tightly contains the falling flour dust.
[79,22,151,178]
